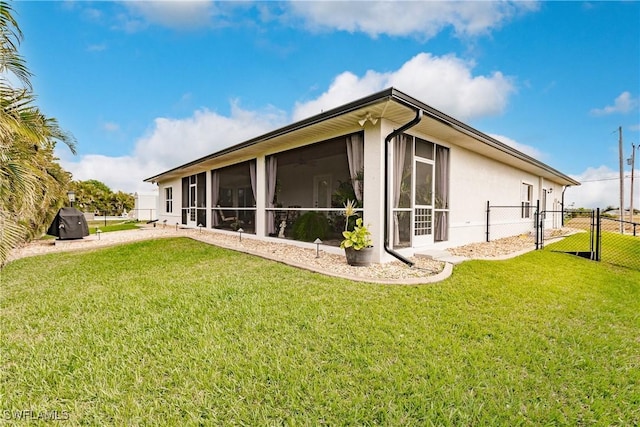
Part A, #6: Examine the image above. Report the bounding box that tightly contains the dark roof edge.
[389,88,580,186]
[145,87,579,186]
[144,88,396,182]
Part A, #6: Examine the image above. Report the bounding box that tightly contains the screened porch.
[264,132,364,246]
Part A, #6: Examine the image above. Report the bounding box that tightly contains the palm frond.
[0,0,32,89]
[0,209,25,268]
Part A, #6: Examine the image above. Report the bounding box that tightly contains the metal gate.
[487,201,639,270]
[539,208,600,261]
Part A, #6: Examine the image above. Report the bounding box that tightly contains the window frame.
[521,182,533,218]
[165,187,173,213]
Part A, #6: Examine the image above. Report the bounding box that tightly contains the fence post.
[535,199,540,250]
[589,210,596,261]
[595,208,601,262]
[486,201,490,242]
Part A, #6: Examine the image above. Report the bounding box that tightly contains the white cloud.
[103,1,538,38]
[102,121,120,132]
[487,133,544,160]
[288,1,539,39]
[59,101,287,193]
[59,53,516,193]
[292,71,386,121]
[133,102,287,167]
[293,53,514,121]
[565,165,639,209]
[119,0,216,31]
[590,91,639,116]
[59,153,159,194]
[86,43,107,52]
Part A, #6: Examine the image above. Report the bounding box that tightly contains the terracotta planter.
[344,246,374,267]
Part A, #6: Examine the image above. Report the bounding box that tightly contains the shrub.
[292,212,329,242]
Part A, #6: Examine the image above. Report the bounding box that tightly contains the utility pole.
[619,126,624,234]
[630,143,637,225]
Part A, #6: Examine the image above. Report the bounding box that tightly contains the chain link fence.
[543,209,599,260]
[599,217,640,270]
[486,202,640,271]
[485,202,538,243]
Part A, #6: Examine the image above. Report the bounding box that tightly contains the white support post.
[362,120,386,264]
[255,156,266,237]
[205,170,212,229]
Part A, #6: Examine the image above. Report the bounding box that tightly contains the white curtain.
[211,170,220,226]
[393,135,408,245]
[266,156,277,234]
[346,133,364,202]
[434,146,449,241]
[249,160,256,202]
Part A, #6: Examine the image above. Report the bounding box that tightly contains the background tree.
[70,179,134,216]
[71,179,111,214]
[1,0,75,266]
[111,190,134,216]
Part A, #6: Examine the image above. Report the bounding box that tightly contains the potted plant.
[340,199,373,266]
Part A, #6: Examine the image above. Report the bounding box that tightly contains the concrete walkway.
[415,249,470,265]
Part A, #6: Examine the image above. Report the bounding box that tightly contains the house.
[133,191,158,222]
[144,88,580,264]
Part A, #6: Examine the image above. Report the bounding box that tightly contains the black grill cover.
[47,207,90,239]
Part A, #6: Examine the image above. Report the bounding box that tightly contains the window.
[415,138,434,160]
[521,183,533,218]
[165,187,173,213]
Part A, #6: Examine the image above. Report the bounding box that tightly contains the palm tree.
[0,1,31,88]
[1,1,76,266]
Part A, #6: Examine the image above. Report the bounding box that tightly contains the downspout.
[384,109,423,267]
[561,185,568,227]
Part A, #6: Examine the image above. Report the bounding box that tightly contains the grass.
[88,223,139,234]
[1,238,639,425]
[39,221,140,240]
[86,220,140,235]
[546,230,640,270]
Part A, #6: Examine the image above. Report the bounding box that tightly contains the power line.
[580,174,639,183]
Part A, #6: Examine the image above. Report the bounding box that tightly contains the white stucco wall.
[438,143,564,248]
[448,147,522,245]
[156,179,182,226]
[134,191,159,221]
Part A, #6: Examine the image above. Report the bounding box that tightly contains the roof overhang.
[144,87,580,187]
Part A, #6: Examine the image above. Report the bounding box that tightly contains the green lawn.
[39,222,140,240]
[1,238,638,425]
[86,220,140,235]
[545,230,640,270]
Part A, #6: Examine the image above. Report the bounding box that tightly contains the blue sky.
[13,1,640,208]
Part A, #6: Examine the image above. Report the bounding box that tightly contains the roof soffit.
[146,88,578,186]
